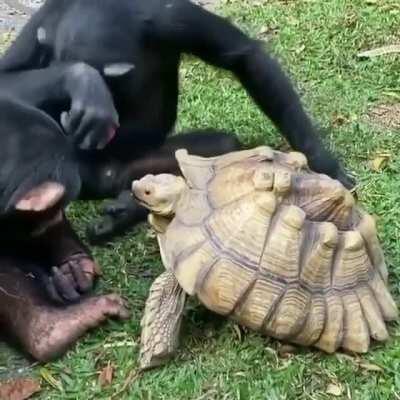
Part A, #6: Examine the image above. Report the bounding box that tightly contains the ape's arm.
[147,0,353,187]
[0,1,56,71]
[0,63,119,150]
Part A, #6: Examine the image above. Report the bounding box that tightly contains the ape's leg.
[86,130,241,243]
[0,260,129,362]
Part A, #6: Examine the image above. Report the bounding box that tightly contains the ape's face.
[1,181,66,241]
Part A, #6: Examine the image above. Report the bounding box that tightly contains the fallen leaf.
[369,152,391,172]
[332,113,349,127]
[359,361,384,372]
[326,383,344,397]
[357,44,400,58]
[99,363,114,387]
[39,368,63,392]
[0,378,41,400]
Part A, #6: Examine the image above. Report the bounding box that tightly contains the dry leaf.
[369,152,391,172]
[326,383,344,397]
[0,378,41,400]
[99,363,114,387]
[357,44,400,58]
[332,113,348,127]
[359,361,384,372]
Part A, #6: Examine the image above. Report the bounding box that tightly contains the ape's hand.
[61,63,119,150]
[45,253,102,304]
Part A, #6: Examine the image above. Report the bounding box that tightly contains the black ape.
[0,0,354,242]
[0,63,119,300]
[0,70,129,360]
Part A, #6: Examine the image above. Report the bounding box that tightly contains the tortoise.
[131,146,398,370]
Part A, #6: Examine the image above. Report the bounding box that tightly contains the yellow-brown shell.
[157,146,397,353]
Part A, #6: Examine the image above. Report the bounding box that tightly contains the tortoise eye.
[145,190,151,196]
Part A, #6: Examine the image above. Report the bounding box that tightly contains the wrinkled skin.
[0,0,355,244]
[0,259,129,362]
[0,193,129,361]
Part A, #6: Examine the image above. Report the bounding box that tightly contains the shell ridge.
[330,233,344,288]
[229,273,259,317]
[309,295,327,346]
[207,190,259,213]
[203,204,263,273]
[172,238,208,270]
[261,287,287,333]
[174,188,212,227]
[193,257,219,294]
[264,284,311,339]
[256,195,277,268]
[297,220,315,281]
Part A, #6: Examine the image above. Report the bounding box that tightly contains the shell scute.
[264,286,311,339]
[197,258,256,316]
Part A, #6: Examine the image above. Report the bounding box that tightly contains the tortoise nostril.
[145,190,151,196]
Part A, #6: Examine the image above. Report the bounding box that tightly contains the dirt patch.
[367,103,400,130]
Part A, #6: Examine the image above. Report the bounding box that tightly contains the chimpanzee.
[0,0,355,244]
[0,66,129,361]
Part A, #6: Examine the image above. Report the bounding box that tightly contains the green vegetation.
[1,0,399,398]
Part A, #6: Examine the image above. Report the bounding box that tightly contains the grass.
[1,0,400,398]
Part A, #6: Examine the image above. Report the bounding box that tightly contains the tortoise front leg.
[139,270,186,370]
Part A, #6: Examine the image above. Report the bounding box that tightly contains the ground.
[1,0,400,399]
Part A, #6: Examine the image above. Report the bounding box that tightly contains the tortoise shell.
[157,146,397,353]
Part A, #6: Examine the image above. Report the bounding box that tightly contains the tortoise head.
[132,174,186,216]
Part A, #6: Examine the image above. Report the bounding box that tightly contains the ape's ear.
[15,181,65,212]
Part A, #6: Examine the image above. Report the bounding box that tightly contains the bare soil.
[367,103,400,131]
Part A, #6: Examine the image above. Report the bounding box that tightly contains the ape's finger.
[70,261,92,293]
[60,111,69,132]
[52,267,80,302]
[103,200,128,216]
[66,107,85,135]
[44,276,65,304]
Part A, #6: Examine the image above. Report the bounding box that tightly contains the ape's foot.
[86,191,147,245]
[24,294,130,362]
[45,253,102,304]
[335,167,357,191]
